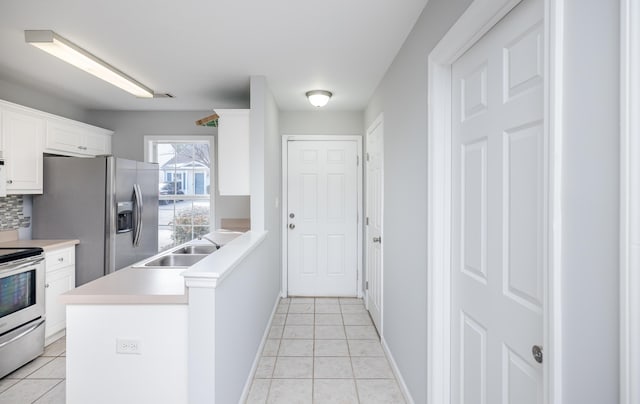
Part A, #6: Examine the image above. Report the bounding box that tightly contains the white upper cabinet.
[45,117,112,157]
[1,105,45,194]
[0,99,113,195]
[217,109,250,196]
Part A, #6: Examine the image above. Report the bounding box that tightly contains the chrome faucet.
[198,235,221,249]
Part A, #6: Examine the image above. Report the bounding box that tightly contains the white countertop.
[60,267,188,304]
[60,230,265,305]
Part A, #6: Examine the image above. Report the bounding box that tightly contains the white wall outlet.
[116,339,142,355]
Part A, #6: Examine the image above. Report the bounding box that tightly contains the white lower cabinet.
[45,246,76,340]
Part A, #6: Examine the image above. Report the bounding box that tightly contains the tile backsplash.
[0,195,31,230]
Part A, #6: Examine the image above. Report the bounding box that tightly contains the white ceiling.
[0,0,427,112]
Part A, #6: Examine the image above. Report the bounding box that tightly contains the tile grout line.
[29,379,64,404]
[342,298,362,404]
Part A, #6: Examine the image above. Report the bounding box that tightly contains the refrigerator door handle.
[133,184,143,247]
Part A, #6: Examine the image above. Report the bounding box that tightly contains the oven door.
[0,256,45,336]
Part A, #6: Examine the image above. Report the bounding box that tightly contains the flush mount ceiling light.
[306,90,332,107]
[25,30,153,98]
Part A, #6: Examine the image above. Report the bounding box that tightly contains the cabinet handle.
[6,180,12,184]
[58,257,64,262]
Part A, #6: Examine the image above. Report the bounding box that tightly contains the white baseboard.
[381,337,415,404]
[238,294,281,403]
[45,329,66,347]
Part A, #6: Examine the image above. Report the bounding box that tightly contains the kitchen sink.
[143,254,207,268]
[172,245,219,255]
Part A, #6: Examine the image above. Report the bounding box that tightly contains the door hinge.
[366,153,370,162]
[366,217,369,225]
[357,155,360,166]
[366,281,369,290]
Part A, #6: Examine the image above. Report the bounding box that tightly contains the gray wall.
[84,110,250,230]
[364,0,472,402]
[0,77,87,122]
[280,111,363,135]
[250,75,282,243]
[561,0,620,402]
[215,236,280,403]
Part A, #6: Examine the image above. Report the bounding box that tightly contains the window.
[146,137,214,251]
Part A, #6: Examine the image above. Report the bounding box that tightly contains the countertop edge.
[182,230,268,286]
[0,239,80,251]
[60,294,188,305]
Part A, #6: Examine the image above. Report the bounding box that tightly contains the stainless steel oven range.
[0,247,45,378]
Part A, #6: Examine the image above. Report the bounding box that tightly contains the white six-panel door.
[450,0,545,402]
[287,140,359,296]
[366,116,384,332]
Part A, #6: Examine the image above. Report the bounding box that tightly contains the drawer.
[45,247,75,272]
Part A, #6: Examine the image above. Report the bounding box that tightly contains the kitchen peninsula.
[60,230,271,404]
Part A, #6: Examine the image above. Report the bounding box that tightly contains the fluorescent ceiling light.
[306,90,332,107]
[25,30,153,98]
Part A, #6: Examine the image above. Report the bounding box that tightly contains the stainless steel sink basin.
[172,245,219,255]
[143,254,207,267]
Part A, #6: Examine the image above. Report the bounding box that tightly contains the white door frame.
[426,1,563,403]
[281,134,364,298]
[620,1,640,403]
[365,113,384,332]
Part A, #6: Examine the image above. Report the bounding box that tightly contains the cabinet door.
[2,108,44,193]
[45,120,111,156]
[45,266,75,339]
[84,131,111,155]
[217,109,250,195]
[45,120,86,155]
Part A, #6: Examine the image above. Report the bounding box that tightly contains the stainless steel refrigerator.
[33,156,158,286]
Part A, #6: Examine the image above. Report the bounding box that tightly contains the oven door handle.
[0,257,44,275]
[0,318,45,350]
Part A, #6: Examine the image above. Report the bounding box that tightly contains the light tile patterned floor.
[0,336,66,404]
[246,297,406,404]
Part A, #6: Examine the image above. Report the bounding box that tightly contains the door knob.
[289,223,295,229]
[373,236,382,243]
[532,345,543,363]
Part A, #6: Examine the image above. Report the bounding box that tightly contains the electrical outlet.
[116,339,141,355]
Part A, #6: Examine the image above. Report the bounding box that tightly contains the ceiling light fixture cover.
[306,90,332,107]
[24,30,153,98]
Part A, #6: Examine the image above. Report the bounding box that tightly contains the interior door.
[366,117,383,332]
[287,140,359,296]
[450,0,545,402]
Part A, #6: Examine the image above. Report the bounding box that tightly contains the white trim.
[365,114,384,334]
[621,1,640,403]
[544,0,564,402]
[381,337,415,404]
[426,1,562,404]
[281,134,364,298]
[238,295,281,403]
